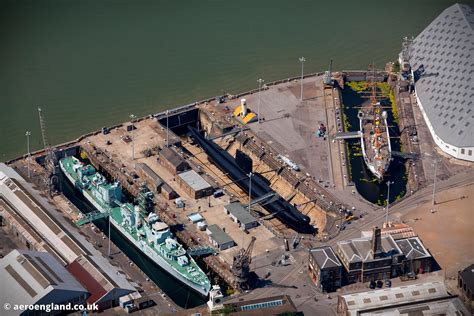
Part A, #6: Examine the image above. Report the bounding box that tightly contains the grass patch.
[376,82,390,97]
[347,81,390,98]
[343,112,351,130]
[345,142,352,182]
[389,89,398,123]
[392,60,400,73]
[347,81,367,92]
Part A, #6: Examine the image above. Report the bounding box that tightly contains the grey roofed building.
[406,3,474,161]
[177,170,212,192]
[136,163,164,190]
[458,264,474,300]
[395,236,431,260]
[0,249,88,316]
[160,146,185,166]
[224,202,258,230]
[0,164,136,308]
[337,234,401,264]
[159,146,190,175]
[206,224,235,250]
[309,246,342,269]
[161,183,178,200]
[337,281,470,316]
[308,246,343,292]
[176,169,213,199]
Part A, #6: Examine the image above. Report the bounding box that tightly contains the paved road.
[320,171,473,247]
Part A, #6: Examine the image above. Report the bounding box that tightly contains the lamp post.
[108,212,111,258]
[248,172,253,212]
[385,181,394,225]
[299,57,306,101]
[432,159,441,209]
[25,131,31,177]
[130,114,136,160]
[166,110,169,147]
[257,78,264,123]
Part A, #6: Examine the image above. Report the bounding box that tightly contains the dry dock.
[6,72,374,287]
[4,71,397,310]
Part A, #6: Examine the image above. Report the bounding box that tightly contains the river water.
[1,0,467,161]
[2,1,469,307]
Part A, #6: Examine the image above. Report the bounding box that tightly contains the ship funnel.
[134,205,141,228]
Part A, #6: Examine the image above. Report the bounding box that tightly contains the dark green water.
[1,0,470,161]
[341,85,406,205]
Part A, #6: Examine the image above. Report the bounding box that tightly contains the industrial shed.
[161,183,178,200]
[0,250,88,316]
[206,224,235,250]
[158,146,190,175]
[135,163,164,193]
[337,281,469,315]
[0,165,136,309]
[404,3,474,161]
[224,202,258,230]
[176,170,213,199]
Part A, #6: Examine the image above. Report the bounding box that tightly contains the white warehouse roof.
[0,250,88,316]
[178,170,212,191]
[339,281,469,315]
[409,3,474,148]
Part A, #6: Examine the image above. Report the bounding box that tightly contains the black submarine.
[188,127,315,234]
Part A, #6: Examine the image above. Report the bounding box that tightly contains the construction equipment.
[323,59,333,88]
[38,107,60,195]
[232,236,256,291]
[292,234,301,249]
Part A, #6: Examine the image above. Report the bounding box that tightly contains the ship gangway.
[187,245,217,257]
[76,211,110,226]
[334,131,362,140]
[392,151,419,160]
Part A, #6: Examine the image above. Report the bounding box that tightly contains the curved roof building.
[407,3,474,161]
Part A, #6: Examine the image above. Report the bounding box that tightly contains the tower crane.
[38,107,59,195]
[232,236,256,291]
[323,59,333,88]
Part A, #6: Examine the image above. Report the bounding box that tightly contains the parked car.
[369,280,376,289]
[385,280,392,287]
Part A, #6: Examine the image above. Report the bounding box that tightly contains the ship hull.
[359,113,391,181]
[59,161,210,297]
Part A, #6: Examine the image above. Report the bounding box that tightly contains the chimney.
[372,226,383,258]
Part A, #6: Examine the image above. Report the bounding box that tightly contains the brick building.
[336,227,403,283]
[308,246,342,292]
[158,146,190,175]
